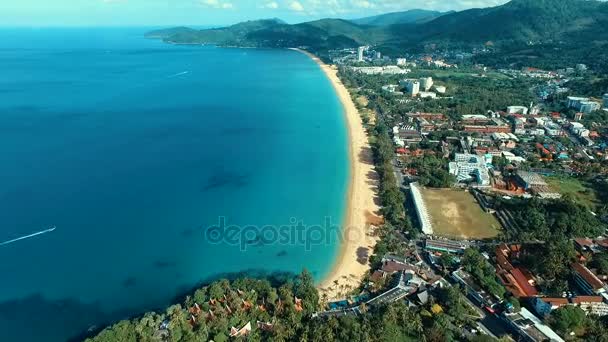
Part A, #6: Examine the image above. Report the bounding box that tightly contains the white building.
[357,46,366,62]
[410,182,433,235]
[580,101,601,113]
[530,105,541,115]
[544,122,563,137]
[434,85,446,94]
[419,92,437,99]
[507,106,529,115]
[382,85,404,95]
[504,308,565,342]
[352,66,408,75]
[419,77,434,91]
[396,58,407,66]
[570,122,590,137]
[400,79,420,96]
[502,151,526,164]
[449,153,491,186]
[568,96,601,113]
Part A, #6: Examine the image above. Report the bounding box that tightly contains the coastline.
[291,48,381,301]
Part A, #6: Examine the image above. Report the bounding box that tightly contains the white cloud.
[201,0,234,9]
[263,1,279,9]
[289,1,305,11]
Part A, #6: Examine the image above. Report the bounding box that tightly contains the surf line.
[0,226,56,247]
[168,71,190,78]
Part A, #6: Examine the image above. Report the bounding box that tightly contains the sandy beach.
[292,49,382,301]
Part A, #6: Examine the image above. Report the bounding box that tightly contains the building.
[407,112,445,121]
[396,58,407,66]
[495,244,539,298]
[449,153,491,186]
[572,296,608,316]
[580,101,601,113]
[570,122,590,137]
[464,125,511,134]
[411,183,433,235]
[532,296,608,317]
[419,77,434,91]
[418,91,436,99]
[502,308,565,342]
[400,79,420,96]
[352,66,408,75]
[426,239,470,254]
[462,114,491,125]
[507,106,529,115]
[515,171,546,190]
[434,85,446,94]
[515,170,561,199]
[603,94,608,109]
[572,263,607,295]
[567,96,601,113]
[357,46,366,62]
[531,297,569,318]
[543,122,564,137]
[502,151,526,164]
[382,84,404,95]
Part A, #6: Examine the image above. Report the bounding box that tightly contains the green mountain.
[147,0,608,55]
[351,9,449,26]
[403,0,608,44]
[147,18,386,49]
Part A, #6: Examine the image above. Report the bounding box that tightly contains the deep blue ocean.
[0,28,348,341]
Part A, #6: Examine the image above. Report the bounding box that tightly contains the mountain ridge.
[146,0,608,59]
[351,9,450,26]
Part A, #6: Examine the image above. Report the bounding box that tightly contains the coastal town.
[80,1,608,341]
[311,45,608,341]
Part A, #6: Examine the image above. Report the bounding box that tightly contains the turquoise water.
[0,28,348,341]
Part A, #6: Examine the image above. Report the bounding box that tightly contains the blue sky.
[0,0,510,27]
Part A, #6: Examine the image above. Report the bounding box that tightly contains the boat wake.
[0,226,56,247]
[168,71,190,78]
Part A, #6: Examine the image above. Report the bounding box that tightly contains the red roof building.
[572,263,606,295]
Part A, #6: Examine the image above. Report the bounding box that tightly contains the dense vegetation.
[548,306,608,340]
[461,249,506,299]
[495,197,605,241]
[407,155,455,188]
[351,9,448,26]
[87,270,486,342]
[370,123,407,226]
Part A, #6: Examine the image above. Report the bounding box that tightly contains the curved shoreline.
[291,48,381,300]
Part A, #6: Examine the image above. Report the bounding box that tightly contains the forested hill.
[351,9,448,26]
[146,0,608,53]
[406,0,608,44]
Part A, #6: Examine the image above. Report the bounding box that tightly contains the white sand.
[292,49,382,301]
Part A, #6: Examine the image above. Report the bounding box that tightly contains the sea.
[0,27,348,342]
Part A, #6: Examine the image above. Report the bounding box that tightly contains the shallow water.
[0,27,348,341]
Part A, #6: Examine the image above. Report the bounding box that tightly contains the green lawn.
[545,176,598,208]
